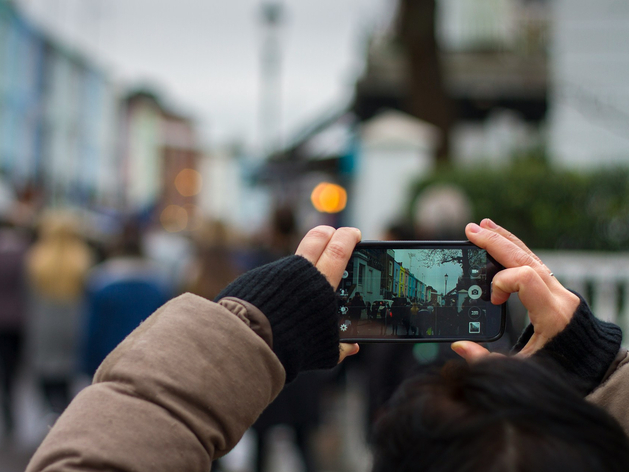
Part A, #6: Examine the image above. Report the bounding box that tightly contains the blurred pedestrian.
[347,292,366,336]
[185,220,242,301]
[246,206,300,269]
[248,206,326,472]
[412,183,472,241]
[144,220,196,293]
[81,219,172,376]
[25,211,95,416]
[0,215,30,438]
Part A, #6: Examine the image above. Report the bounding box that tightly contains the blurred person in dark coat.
[185,220,243,301]
[0,214,30,438]
[25,211,95,416]
[248,207,326,472]
[81,219,172,376]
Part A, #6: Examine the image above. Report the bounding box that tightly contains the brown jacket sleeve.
[587,349,629,436]
[26,293,285,472]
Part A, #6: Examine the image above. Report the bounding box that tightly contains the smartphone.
[337,241,505,342]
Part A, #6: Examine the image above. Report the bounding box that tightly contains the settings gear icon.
[340,323,348,332]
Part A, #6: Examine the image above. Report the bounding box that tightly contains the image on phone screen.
[336,242,505,342]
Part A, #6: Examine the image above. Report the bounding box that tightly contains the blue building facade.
[0,1,119,208]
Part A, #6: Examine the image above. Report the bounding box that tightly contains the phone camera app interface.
[337,246,497,340]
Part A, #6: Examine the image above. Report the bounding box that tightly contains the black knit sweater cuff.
[215,255,340,384]
[512,292,622,395]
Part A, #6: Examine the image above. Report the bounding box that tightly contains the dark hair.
[371,357,629,472]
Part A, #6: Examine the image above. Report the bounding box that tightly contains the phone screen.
[337,241,505,342]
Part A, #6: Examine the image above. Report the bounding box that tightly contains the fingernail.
[451,342,466,356]
[484,218,498,229]
[467,223,481,234]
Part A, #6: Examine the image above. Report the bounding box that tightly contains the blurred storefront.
[0,0,118,209]
[119,90,201,231]
[0,2,202,232]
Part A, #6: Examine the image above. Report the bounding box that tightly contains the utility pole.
[258,2,284,158]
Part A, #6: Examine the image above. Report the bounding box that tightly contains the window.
[367,269,373,293]
[358,264,364,285]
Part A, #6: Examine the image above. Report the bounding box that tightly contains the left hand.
[451,219,580,362]
[295,225,362,362]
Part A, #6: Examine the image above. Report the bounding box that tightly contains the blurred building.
[355,0,549,167]
[0,0,118,208]
[0,0,45,196]
[0,1,203,232]
[119,90,201,231]
[259,0,549,238]
[198,144,273,236]
[161,109,201,229]
[548,0,629,169]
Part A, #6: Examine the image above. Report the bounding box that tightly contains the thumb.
[339,343,360,363]
[451,341,492,363]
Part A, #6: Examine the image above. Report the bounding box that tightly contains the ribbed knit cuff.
[215,255,339,384]
[512,292,622,395]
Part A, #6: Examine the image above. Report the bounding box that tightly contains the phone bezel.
[338,240,506,343]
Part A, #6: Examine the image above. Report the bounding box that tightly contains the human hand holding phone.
[295,225,362,362]
[452,219,580,361]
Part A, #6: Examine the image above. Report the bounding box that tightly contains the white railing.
[536,251,629,340]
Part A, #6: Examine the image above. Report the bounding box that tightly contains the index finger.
[315,227,362,288]
[295,226,361,289]
[479,219,544,267]
[466,223,543,272]
[295,226,336,265]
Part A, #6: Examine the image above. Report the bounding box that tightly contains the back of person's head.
[382,221,416,241]
[114,218,144,257]
[27,210,93,301]
[413,184,472,240]
[371,357,629,472]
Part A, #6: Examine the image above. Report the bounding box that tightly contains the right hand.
[295,225,362,362]
[452,219,580,362]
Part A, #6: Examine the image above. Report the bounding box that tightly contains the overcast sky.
[395,249,463,293]
[17,0,392,151]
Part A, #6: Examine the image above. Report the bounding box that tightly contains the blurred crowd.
[0,196,336,470]
[0,184,527,472]
[0,202,286,437]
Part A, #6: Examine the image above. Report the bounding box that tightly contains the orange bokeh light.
[311,182,347,214]
[175,168,202,197]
